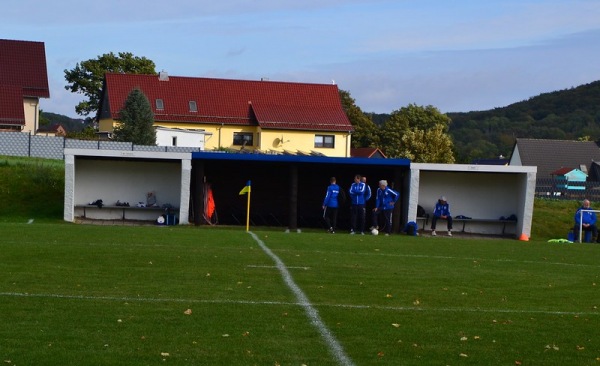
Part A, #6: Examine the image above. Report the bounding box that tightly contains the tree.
[380,103,454,161]
[66,126,99,140]
[112,89,156,145]
[338,90,380,148]
[64,52,156,116]
[38,109,50,127]
[399,125,455,163]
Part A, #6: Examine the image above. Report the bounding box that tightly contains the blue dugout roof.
[191,151,411,167]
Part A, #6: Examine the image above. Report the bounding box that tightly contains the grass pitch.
[0,223,598,365]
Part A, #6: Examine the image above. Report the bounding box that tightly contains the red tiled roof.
[550,167,577,175]
[0,39,49,98]
[100,73,353,132]
[0,85,26,125]
[351,147,387,158]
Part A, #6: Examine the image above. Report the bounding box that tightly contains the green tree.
[112,89,156,145]
[339,90,380,148]
[66,126,99,140]
[399,125,455,163]
[39,109,50,127]
[64,52,156,116]
[380,103,454,161]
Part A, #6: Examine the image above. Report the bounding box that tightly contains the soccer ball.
[371,228,379,236]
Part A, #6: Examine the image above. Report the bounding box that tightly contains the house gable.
[0,39,50,130]
[351,147,387,159]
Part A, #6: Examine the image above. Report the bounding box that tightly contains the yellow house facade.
[22,97,42,134]
[97,72,354,157]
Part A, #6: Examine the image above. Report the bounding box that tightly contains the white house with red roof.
[0,39,50,133]
[97,72,354,157]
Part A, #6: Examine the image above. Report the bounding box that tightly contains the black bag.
[417,205,426,217]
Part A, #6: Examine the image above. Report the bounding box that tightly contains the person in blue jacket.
[574,199,598,242]
[371,180,399,235]
[349,174,367,234]
[322,177,341,233]
[431,195,453,236]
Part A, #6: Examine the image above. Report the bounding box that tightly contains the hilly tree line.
[447,80,600,162]
[365,80,600,163]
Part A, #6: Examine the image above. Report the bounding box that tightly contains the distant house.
[351,147,387,159]
[551,167,587,190]
[0,39,50,133]
[97,72,354,157]
[509,138,600,179]
[37,123,66,137]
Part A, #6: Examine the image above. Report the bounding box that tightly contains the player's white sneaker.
[431,230,437,236]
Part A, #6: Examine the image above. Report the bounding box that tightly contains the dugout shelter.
[191,152,411,232]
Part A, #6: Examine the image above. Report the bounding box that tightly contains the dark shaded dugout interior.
[191,152,411,233]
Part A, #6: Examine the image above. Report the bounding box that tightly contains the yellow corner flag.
[239,180,251,195]
[239,180,251,231]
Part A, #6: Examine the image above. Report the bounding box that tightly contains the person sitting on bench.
[431,195,453,237]
[574,199,598,243]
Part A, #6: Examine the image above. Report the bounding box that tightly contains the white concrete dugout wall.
[408,163,537,238]
[64,149,191,224]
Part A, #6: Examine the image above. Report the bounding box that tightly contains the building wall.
[155,128,206,149]
[258,130,351,157]
[99,118,351,156]
[509,145,522,166]
[22,97,39,133]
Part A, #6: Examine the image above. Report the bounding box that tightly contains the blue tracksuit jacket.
[349,182,367,205]
[323,184,340,208]
[375,187,399,211]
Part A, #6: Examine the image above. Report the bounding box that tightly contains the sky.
[2,0,600,118]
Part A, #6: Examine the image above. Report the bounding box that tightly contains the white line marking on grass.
[300,250,600,269]
[247,265,310,270]
[248,231,355,366]
[2,292,598,317]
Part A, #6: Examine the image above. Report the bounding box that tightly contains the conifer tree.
[113,88,156,145]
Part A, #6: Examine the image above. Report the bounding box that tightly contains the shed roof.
[100,73,353,132]
[191,151,409,166]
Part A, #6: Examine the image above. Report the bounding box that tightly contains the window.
[155,99,164,110]
[189,101,197,112]
[233,132,253,146]
[314,135,334,148]
[172,136,177,146]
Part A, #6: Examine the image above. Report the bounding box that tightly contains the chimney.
[159,70,169,81]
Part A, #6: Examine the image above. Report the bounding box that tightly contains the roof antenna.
[159,70,169,81]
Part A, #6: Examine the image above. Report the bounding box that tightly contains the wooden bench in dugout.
[417,215,516,235]
[75,205,174,221]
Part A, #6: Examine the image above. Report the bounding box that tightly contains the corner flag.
[239,180,251,231]
[239,180,251,195]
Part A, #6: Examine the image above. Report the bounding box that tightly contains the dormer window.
[189,101,197,112]
[155,99,164,110]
